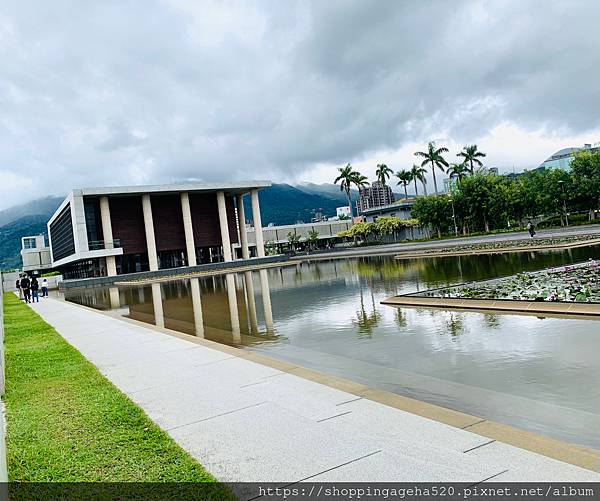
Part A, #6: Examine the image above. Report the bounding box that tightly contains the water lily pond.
[429,260,600,302]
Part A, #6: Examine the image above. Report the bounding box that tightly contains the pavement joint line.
[316,411,353,423]
[164,401,269,432]
[335,396,363,406]
[33,296,600,473]
[239,380,270,388]
[285,450,384,486]
[463,439,496,454]
[461,418,487,430]
[191,356,237,368]
[467,469,510,486]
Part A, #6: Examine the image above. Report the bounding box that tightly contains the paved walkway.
[28,298,599,482]
[296,224,600,261]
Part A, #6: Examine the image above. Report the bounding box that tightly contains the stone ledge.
[381,296,600,318]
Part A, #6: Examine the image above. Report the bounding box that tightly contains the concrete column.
[99,196,117,277]
[251,189,265,258]
[216,191,232,262]
[151,283,164,328]
[142,194,159,271]
[236,194,249,260]
[243,271,258,333]
[259,269,274,332]
[180,192,197,267]
[190,278,204,338]
[225,274,241,344]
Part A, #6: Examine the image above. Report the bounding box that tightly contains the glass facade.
[49,204,75,261]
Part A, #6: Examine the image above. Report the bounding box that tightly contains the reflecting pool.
[62,246,600,449]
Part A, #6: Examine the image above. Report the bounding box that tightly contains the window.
[49,203,76,261]
[23,238,37,249]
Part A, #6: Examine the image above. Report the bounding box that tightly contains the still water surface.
[63,246,600,449]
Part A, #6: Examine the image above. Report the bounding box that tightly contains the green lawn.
[2,293,218,483]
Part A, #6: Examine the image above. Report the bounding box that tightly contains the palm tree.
[410,164,428,197]
[447,162,469,184]
[334,163,358,218]
[415,142,449,195]
[352,172,369,191]
[375,164,393,185]
[395,170,412,199]
[457,144,486,174]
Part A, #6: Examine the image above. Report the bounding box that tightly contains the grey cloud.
[0,0,598,209]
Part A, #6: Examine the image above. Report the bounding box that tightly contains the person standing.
[20,275,31,303]
[30,276,40,303]
[16,277,22,300]
[41,278,49,298]
[527,221,536,238]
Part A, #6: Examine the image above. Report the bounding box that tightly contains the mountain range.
[0,183,406,269]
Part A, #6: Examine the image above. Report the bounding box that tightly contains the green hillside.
[0,215,48,269]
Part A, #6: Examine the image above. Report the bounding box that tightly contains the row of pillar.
[110,270,274,341]
[99,189,264,276]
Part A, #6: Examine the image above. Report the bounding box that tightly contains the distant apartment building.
[356,181,395,214]
[21,235,53,273]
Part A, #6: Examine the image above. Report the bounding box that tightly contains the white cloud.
[0,0,599,209]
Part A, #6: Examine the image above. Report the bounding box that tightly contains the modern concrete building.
[538,142,599,171]
[361,199,415,223]
[47,182,270,279]
[21,235,53,274]
[239,219,353,254]
[356,181,395,214]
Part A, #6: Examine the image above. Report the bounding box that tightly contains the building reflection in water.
[189,278,204,338]
[109,287,120,310]
[136,269,276,346]
[244,271,258,334]
[151,282,164,329]
[225,274,241,343]
[259,269,274,333]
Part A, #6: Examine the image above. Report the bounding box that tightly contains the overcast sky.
[1,0,599,210]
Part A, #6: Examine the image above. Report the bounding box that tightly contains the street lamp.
[449,197,458,237]
[558,180,569,227]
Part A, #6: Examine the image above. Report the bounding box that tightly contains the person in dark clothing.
[20,276,31,303]
[16,278,22,300]
[30,276,40,303]
[527,221,536,238]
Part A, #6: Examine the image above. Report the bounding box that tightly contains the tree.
[395,170,412,199]
[415,142,449,195]
[411,195,453,238]
[375,164,393,185]
[410,164,428,196]
[334,163,362,219]
[570,150,600,221]
[307,229,319,250]
[457,145,486,174]
[447,162,469,184]
[353,172,369,191]
[287,231,300,251]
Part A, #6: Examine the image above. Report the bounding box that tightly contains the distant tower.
[356,181,394,214]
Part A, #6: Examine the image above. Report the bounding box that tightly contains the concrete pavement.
[296,224,600,261]
[27,297,599,482]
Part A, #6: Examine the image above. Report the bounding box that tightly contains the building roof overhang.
[78,181,271,197]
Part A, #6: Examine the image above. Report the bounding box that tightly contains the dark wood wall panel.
[151,195,186,251]
[109,196,147,255]
[190,193,222,247]
[226,195,239,244]
[189,193,239,247]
